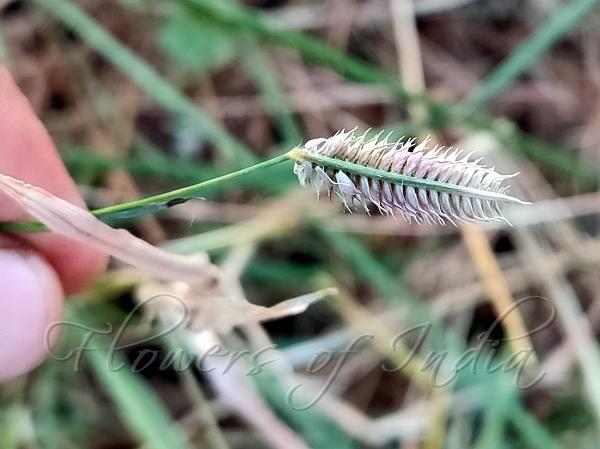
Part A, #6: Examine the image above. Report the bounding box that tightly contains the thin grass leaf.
[70,309,191,449]
[509,401,562,449]
[34,0,255,166]
[0,173,220,285]
[464,0,600,114]
[474,376,513,449]
[252,371,356,449]
[241,40,303,146]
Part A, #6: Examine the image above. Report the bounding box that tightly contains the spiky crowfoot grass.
[288,129,527,225]
[0,129,528,233]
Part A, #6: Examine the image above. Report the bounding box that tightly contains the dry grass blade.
[0,172,220,286]
[252,287,338,322]
[137,280,336,334]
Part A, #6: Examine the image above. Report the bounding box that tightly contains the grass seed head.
[291,129,527,225]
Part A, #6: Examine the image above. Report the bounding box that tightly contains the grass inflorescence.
[1,131,527,233]
[289,130,526,225]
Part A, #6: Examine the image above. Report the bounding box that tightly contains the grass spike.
[289,130,528,225]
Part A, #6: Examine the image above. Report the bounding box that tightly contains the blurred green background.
[1,0,600,448]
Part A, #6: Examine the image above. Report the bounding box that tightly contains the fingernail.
[0,248,63,382]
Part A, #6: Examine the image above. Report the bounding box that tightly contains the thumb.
[0,246,63,382]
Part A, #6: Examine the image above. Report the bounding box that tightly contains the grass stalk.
[92,153,290,218]
[462,225,537,362]
[0,153,291,233]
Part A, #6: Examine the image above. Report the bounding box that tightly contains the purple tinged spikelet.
[293,129,527,226]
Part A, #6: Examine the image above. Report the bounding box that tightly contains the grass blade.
[464,0,600,114]
[71,309,191,449]
[35,0,255,166]
[241,40,303,147]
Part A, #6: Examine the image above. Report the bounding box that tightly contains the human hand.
[0,66,107,382]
